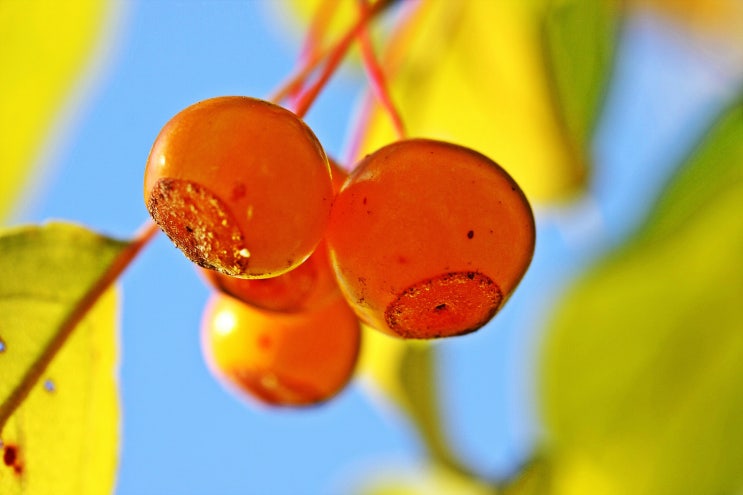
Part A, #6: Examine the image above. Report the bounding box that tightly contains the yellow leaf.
[359,327,474,476]
[0,223,130,494]
[0,290,119,494]
[356,462,494,495]
[353,1,606,202]
[0,1,115,221]
[358,324,410,409]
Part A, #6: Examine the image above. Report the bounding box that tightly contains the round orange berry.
[144,96,333,278]
[326,138,535,339]
[201,293,361,407]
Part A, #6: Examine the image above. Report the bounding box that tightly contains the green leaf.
[541,0,622,151]
[501,457,553,495]
[539,101,743,494]
[637,100,743,242]
[0,222,130,493]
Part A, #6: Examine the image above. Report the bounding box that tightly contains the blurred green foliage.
[540,101,743,494]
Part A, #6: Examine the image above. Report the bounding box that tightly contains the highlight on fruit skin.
[201,292,361,407]
[144,95,334,279]
[326,138,536,339]
[200,158,349,313]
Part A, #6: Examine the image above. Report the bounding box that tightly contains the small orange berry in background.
[200,159,349,312]
[326,138,535,339]
[144,96,333,279]
[201,293,361,407]
[199,240,338,313]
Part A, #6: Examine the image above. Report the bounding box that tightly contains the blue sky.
[11,2,740,494]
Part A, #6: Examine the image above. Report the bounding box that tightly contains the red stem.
[357,0,406,139]
[344,0,417,162]
[290,0,398,118]
[290,0,342,107]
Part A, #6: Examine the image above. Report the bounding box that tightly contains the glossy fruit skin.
[326,138,535,339]
[200,159,348,312]
[201,293,361,407]
[144,96,333,279]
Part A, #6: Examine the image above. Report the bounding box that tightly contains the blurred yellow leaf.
[358,324,411,412]
[0,223,129,493]
[359,327,473,477]
[356,462,494,495]
[0,1,113,222]
[354,1,620,202]
[539,101,743,494]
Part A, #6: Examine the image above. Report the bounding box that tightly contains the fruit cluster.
[144,95,535,407]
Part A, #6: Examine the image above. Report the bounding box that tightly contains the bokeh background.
[3,1,742,494]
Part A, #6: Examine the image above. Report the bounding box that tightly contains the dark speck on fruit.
[231,183,247,201]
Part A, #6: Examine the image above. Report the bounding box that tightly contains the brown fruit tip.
[385,271,503,339]
[147,178,251,276]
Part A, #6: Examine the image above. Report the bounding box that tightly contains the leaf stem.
[0,220,159,430]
